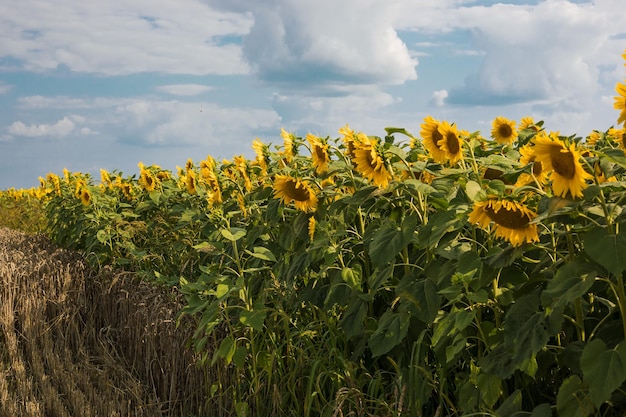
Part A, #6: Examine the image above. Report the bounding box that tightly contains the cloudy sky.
[1,0,625,189]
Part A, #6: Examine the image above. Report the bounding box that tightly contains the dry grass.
[0,227,217,417]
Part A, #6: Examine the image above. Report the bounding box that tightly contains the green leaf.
[403,278,440,324]
[465,180,484,202]
[580,339,626,407]
[369,310,410,357]
[96,229,110,244]
[556,375,594,417]
[239,304,267,331]
[341,266,362,290]
[366,215,416,268]
[541,261,596,309]
[340,299,367,340]
[221,227,247,242]
[529,403,552,417]
[245,246,277,262]
[583,226,626,276]
[417,209,460,250]
[213,336,236,365]
[477,372,502,409]
[495,389,521,417]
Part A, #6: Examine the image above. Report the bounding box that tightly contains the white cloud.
[205,0,418,89]
[0,0,253,75]
[8,116,76,138]
[439,1,624,108]
[0,83,12,94]
[430,90,448,107]
[156,84,214,96]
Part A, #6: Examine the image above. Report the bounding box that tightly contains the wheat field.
[0,227,215,417]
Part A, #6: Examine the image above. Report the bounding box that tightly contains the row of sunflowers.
[2,50,626,416]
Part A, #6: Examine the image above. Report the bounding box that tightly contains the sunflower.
[608,127,626,150]
[352,137,393,188]
[47,173,61,196]
[234,155,252,192]
[200,156,223,205]
[420,116,447,163]
[437,121,464,164]
[469,198,539,247]
[516,144,548,187]
[252,138,269,174]
[273,174,318,212]
[519,116,540,132]
[77,187,91,206]
[338,124,367,159]
[586,131,601,147]
[307,133,331,174]
[532,133,592,198]
[615,81,626,125]
[308,216,316,242]
[139,168,158,192]
[491,116,518,145]
[280,128,296,163]
[100,169,112,188]
[185,170,197,194]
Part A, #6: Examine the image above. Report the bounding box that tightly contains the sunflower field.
[2,50,626,416]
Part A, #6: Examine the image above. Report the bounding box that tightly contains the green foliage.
[20,118,626,416]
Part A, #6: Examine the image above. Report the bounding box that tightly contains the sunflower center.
[433,129,444,149]
[532,160,543,176]
[285,180,311,201]
[484,204,532,229]
[550,148,576,179]
[498,124,513,138]
[314,145,326,161]
[446,132,460,154]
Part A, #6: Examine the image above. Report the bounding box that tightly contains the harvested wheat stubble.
[0,227,212,417]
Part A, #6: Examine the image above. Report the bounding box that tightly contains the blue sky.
[1,0,624,189]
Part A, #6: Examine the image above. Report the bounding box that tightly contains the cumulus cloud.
[156,84,214,96]
[430,90,448,107]
[0,83,12,94]
[203,0,418,90]
[444,1,621,107]
[8,116,77,138]
[0,0,252,75]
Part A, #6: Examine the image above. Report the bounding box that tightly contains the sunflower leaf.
[583,226,626,277]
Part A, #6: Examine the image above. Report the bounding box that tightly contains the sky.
[1,0,625,189]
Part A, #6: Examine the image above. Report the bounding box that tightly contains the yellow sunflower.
[352,137,393,188]
[532,133,592,198]
[139,168,158,192]
[516,144,548,187]
[185,170,197,194]
[47,173,61,196]
[468,198,539,247]
[491,116,518,145]
[608,127,626,150]
[280,128,296,163]
[273,174,318,212]
[307,133,331,174]
[339,124,367,159]
[437,121,464,164]
[586,131,601,147]
[252,138,268,174]
[308,216,316,242]
[615,81,626,125]
[100,169,112,188]
[519,116,540,132]
[420,116,447,163]
[77,187,91,206]
[234,155,253,192]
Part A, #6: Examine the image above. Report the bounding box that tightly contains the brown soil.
[0,227,210,417]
